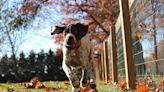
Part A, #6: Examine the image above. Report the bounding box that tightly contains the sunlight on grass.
[0,81,71,92]
[0,81,121,92]
[97,81,121,92]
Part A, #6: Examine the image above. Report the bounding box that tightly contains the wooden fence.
[96,0,164,90]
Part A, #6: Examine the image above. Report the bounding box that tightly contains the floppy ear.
[50,26,66,35]
[74,23,88,39]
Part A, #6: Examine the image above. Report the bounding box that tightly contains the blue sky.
[17,11,64,55]
[17,14,63,55]
[0,0,64,56]
[18,26,58,54]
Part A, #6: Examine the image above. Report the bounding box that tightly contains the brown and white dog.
[51,23,96,92]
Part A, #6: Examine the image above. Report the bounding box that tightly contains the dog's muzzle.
[64,33,77,48]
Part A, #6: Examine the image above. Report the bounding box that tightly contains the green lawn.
[0,81,121,92]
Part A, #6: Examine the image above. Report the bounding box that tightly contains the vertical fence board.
[101,52,105,81]
[103,41,110,82]
[119,0,136,89]
[110,26,118,83]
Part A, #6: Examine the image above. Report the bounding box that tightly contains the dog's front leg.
[81,69,88,88]
[63,64,80,92]
[88,66,96,89]
[70,70,81,92]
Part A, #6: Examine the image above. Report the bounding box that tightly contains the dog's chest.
[63,43,90,68]
[66,50,81,67]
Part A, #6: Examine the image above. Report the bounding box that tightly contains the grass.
[96,82,121,92]
[0,81,121,92]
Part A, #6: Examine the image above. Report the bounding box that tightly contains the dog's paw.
[89,83,96,89]
[90,89,98,92]
[72,87,80,92]
[72,80,80,88]
[81,80,88,87]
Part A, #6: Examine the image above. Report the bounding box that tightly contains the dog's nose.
[67,36,75,45]
[64,33,77,47]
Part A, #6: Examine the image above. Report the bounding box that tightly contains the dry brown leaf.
[117,81,127,90]
[137,84,149,92]
[79,84,98,92]
[80,85,91,92]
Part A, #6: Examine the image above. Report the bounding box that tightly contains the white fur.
[62,34,95,92]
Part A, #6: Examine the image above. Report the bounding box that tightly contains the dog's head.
[51,23,88,48]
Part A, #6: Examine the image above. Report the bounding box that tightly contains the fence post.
[94,54,101,81]
[110,26,118,83]
[101,51,105,81]
[99,53,102,80]
[119,0,136,89]
[103,41,110,83]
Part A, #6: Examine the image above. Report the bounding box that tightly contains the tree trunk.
[151,0,158,75]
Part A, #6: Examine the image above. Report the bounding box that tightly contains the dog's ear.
[50,26,66,35]
[74,23,88,39]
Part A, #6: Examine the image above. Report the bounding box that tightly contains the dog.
[51,23,96,92]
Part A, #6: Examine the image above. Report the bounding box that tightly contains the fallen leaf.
[35,82,45,89]
[80,85,98,92]
[137,84,149,92]
[117,81,127,90]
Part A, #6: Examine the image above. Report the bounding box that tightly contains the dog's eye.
[65,29,70,33]
[63,30,69,36]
